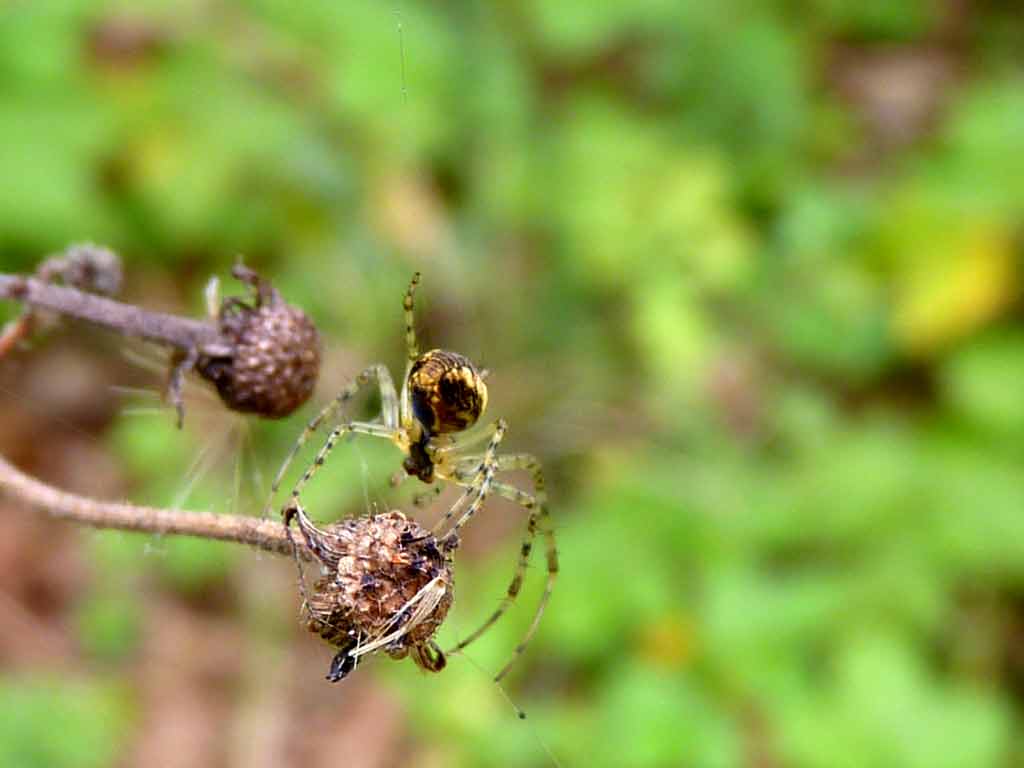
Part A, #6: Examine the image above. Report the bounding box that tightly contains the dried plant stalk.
[0,453,311,561]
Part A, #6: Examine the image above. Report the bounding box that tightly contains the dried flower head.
[40,243,124,296]
[196,265,321,419]
[288,506,454,681]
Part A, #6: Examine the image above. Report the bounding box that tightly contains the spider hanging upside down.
[270,273,558,683]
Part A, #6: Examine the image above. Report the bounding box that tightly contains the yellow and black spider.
[270,273,558,681]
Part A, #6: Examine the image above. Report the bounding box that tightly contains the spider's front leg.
[284,418,405,520]
[265,363,401,514]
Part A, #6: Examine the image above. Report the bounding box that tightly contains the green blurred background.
[1,1,1023,766]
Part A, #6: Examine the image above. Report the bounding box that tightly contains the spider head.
[408,349,488,436]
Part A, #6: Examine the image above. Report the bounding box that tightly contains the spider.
[269,273,558,681]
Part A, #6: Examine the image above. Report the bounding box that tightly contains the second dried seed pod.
[196,266,321,419]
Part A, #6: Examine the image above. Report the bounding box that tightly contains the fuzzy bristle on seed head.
[303,511,453,668]
[196,268,320,419]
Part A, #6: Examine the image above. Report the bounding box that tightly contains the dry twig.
[0,453,312,561]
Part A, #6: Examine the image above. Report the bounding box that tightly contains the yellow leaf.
[892,225,1017,355]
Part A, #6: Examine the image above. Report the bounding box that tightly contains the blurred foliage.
[0,679,130,768]
[2,0,1024,766]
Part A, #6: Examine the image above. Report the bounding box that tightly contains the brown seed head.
[302,511,454,668]
[40,243,123,296]
[196,267,320,419]
[408,349,488,435]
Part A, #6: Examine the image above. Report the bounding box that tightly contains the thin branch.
[0,453,312,561]
[0,274,225,353]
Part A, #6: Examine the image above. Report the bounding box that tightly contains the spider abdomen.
[408,349,488,435]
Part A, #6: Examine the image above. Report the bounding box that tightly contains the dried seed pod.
[292,508,454,681]
[1,253,320,423]
[196,266,321,419]
[39,243,123,296]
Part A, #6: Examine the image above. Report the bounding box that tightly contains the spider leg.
[446,454,558,683]
[285,420,402,510]
[433,419,507,540]
[399,370,413,431]
[424,429,487,463]
[404,272,421,363]
[266,363,400,515]
[399,273,421,427]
